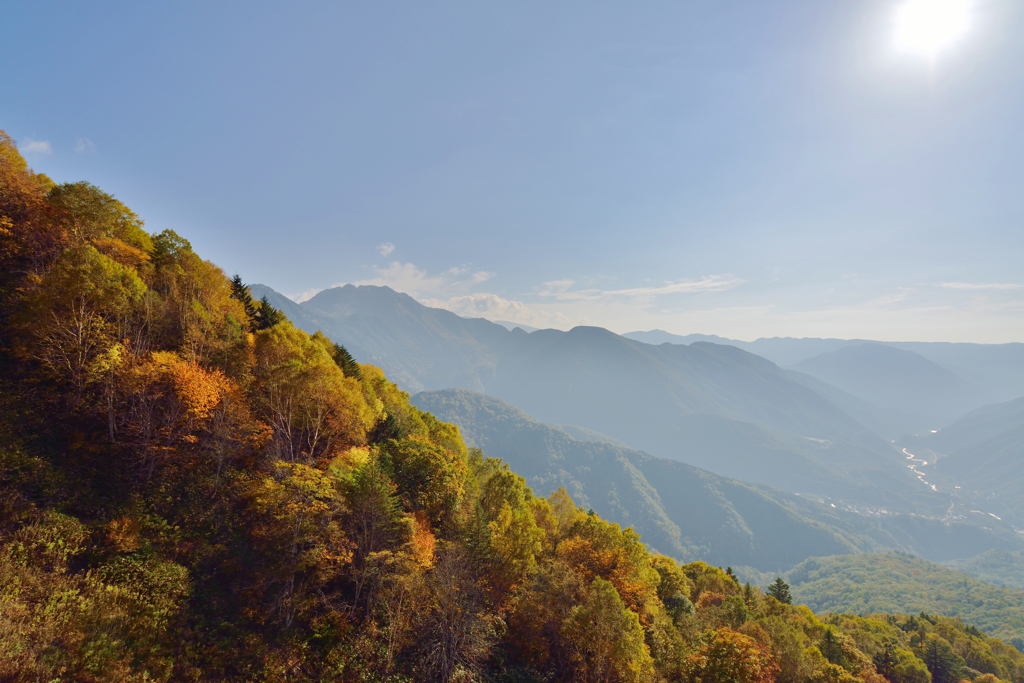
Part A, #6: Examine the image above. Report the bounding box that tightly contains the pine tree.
[229,274,259,330]
[332,342,362,379]
[766,577,791,604]
[256,295,283,330]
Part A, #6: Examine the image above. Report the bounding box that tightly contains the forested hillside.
[787,553,1024,648]
[946,550,1024,591]
[3,132,1024,682]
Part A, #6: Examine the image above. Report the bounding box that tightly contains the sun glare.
[895,0,972,60]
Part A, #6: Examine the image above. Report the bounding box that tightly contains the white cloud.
[538,279,576,297]
[423,293,573,329]
[20,138,52,155]
[74,137,96,153]
[377,242,395,257]
[939,282,1023,291]
[538,274,743,302]
[471,271,495,284]
[355,261,448,298]
[290,288,323,303]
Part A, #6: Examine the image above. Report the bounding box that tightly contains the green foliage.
[230,273,260,329]
[561,577,654,683]
[769,577,793,604]
[258,294,283,330]
[788,552,1024,644]
[47,181,152,252]
[945,549,1024,591]
[331,341,362,379]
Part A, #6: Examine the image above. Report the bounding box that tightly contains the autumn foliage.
[2,132,1023,682]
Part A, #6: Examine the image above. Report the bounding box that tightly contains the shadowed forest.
[2,131,1024,682]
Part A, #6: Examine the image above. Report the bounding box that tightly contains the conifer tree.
[767,577,791,604]
[230,274,259,329]
[257,295,283,329]
[332,342,362,379]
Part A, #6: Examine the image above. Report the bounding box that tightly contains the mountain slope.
[787,553,1024,648]
[945,550,1024,591]
[624,330,1024,412]
[412,389,1024,569]
[793,343,982,430]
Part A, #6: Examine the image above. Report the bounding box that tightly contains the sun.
[895,0,972,61]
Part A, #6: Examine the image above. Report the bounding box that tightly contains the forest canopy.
[2,131,1023,682]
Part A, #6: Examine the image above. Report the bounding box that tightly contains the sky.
[4,1,1024,342]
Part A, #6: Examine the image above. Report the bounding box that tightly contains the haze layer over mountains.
[255,282,1024,571]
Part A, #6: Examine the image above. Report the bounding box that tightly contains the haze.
[3,0,1023,341]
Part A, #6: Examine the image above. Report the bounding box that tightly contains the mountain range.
[625,329,1024,434]
[255,283,1024,545]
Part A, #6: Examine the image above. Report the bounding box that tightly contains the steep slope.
[412,389,1024,569]
[793,343,982,431]
[787,553,1024,648]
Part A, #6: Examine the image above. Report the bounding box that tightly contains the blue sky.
[4,1,1023,341]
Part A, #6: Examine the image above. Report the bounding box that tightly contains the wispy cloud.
[353,261,498,297]
[939,282,1023,291]
[356,262,448,298]
[20,138,52,155]
[74,137,96,153]
[377,242,395,257]
[538,275,743,302]
[423,292,573,329]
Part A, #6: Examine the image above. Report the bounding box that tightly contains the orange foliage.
[686,627,780,683]
[556,530,660,626]
[697,591,727,610]
[409,511,436,569]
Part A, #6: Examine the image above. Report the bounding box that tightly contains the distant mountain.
[621,330,739,347]
[412,390,1024,570]
[624,330,1024,410]
[908,397,1024,525]
[254,284,927,508]
[786,552,1024,648]
[793,343,983,431]
[493,320,540,333]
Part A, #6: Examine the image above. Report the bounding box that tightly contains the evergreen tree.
[256,295,283,330]
[921,634,964,683]
[819,628,846,668]
[873,645,896,679]
[767,577,792,604]
[331,342,362,379]
[230,274,259,329]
